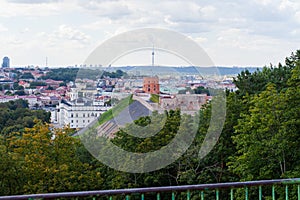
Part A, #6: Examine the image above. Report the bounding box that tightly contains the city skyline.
[0,0,299,67]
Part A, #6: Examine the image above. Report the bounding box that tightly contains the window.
[76,113,78,117]
[71,113,73,118]
[71,120,73,123]
[83,120,85,123]
[83,113,85,117]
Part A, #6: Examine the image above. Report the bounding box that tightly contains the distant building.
[53,98,111,128]
[143,76,160,94]
[160,94,208,115]
[2,57,10,68]
[0,95,39,107]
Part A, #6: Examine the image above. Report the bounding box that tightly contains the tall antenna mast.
[152,45,155,67]
[46,57,48,67]
[151,45,155,77]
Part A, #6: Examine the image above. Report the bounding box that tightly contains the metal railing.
[0,178,300,200]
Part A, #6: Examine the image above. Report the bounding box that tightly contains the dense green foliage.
[102,69,127,78]
[194,86,210,95]
[41,68,79,82]
[19,72,34,80]
[0,51,299,198]
[0,99,50,136]
[41,68,127,82]
[29,81,47,88]
[0,123,103,195]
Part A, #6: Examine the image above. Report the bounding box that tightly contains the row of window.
[70,113,98,118]
[71,119,90,124]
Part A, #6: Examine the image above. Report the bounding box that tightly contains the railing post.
[187,190,191,200]
[285,185,288,200]
[298,185,300,200]
[259,185,262,200]
[141,193,144,200]
[216,189,219,200]
[272,185,276,200]
[245,187,249,200]
[201,191,204,200]
[172,192,175,200]
[230,188,234,200]
[157,193,160,200]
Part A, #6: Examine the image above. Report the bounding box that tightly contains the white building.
[0,95,40,107]
[53,98,111,129]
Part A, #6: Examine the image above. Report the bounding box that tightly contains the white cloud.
[192,36,208,44]
[0,0,299,66]
[20,27,30,33]
[217,28,282,51]
[0,0,80,17]
[78,0,131,19]
[295,11,300,23]
[54,25,90,43]
[0,24,8,32]
[278,0,300,11]
[7,0,60,3]
[254,0,273,6]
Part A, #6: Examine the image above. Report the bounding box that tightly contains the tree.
[233,62,294,96]
[229,77,300,179]
[20,72,34,80]
[0,99,50,136]
[14,90,26,96]
[194,86,210,95]
[7,122,103,194]
[0,137,23,195]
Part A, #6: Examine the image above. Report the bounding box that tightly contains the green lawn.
[150,94,159,103]
[74,95,134,137]
[98,94,134,125]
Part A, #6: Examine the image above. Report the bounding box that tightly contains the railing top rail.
[1,178,299,200]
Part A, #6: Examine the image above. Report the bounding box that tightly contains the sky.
[0,0,299,67]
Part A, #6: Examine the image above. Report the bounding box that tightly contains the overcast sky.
[0,0,299,67]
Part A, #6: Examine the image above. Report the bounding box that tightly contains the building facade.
[160,94,208,115]
[2,57,10,68]
[143,76,160,94]
[53,98,111,128]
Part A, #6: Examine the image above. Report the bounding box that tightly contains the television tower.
[152,45,154,67]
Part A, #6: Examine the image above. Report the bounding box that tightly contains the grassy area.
[150,94,160,103]
[74,95,134,137]
[98,94,134,125]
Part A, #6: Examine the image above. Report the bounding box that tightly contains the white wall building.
[53,98,111,129]
[0,95,40,107]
